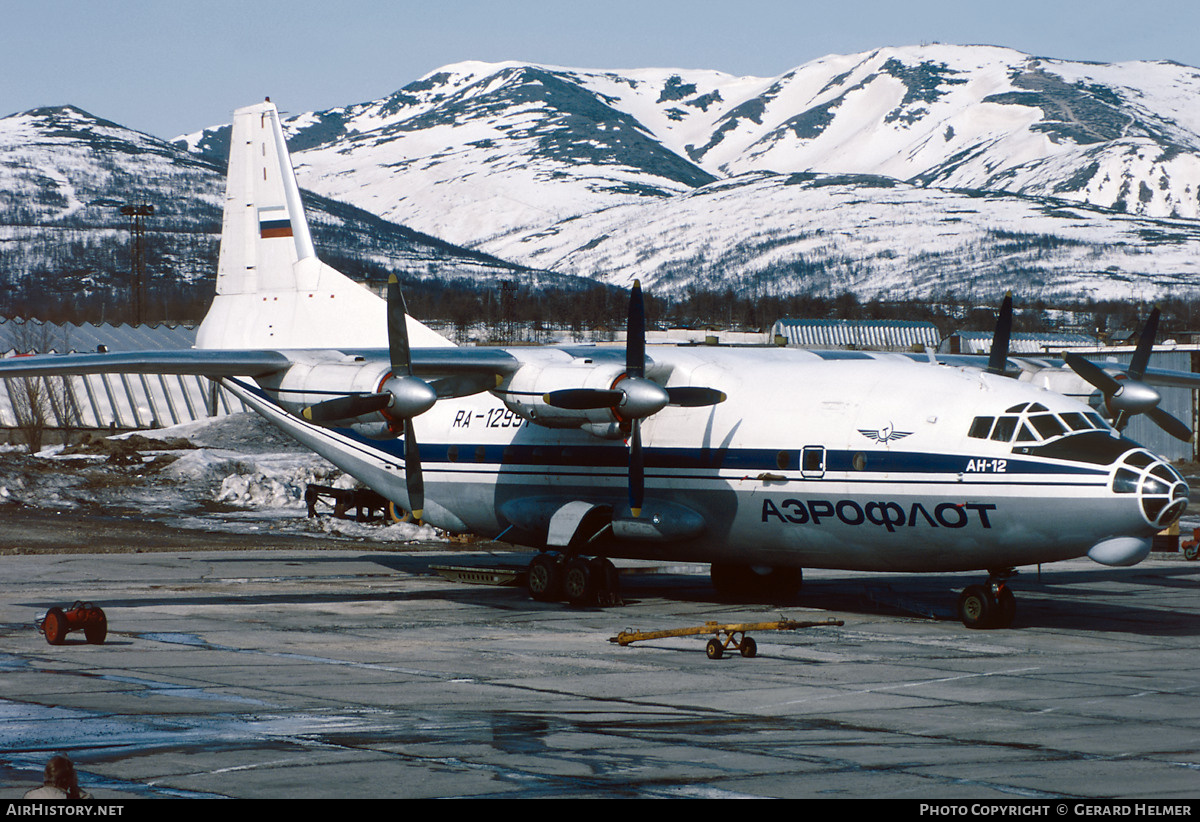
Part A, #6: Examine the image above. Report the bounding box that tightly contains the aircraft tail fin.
[196,99,452,351]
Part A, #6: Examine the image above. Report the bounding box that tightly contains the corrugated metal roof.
[0,319,241,433]
[771,319,941,351]
[0,318,197,354]
[944,330,1099,354]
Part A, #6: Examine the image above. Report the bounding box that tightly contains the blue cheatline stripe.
[344,437,1107,479]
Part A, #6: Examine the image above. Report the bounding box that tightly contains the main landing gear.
[957,570,1017,629]
[527,552,623,607]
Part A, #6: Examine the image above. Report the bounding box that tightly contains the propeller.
[301,392,392,423]
[301,274,437,518]
[1064,307,1192,442]
[543,280,726,517]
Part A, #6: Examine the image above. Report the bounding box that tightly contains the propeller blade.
[387,274,412,376]
[986,292,1013,375]
[1147,406,1194,442]
[626,279,645,379]
[543,388,625,410]
[302,393,391,423]
[665,386,727,407]
[1128,307,1159,380]
[1065,352,1124,396]
[404,418,424,521]
[629,420,643,518]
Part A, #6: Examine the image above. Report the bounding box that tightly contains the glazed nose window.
[1112,450,1189,528]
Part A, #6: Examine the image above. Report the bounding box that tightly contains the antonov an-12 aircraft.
[4,100,1195,628]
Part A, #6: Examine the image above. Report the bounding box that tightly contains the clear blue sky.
[5,0,1200,139]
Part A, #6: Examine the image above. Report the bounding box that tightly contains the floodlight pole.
[120,204,154,324]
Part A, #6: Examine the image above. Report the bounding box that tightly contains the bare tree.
[4,321,76,454]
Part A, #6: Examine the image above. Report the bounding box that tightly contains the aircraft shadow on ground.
[18,554,1198,638]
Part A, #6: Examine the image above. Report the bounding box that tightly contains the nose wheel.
[957,573,1016,629]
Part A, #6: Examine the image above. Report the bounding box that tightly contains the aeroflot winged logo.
[858,423,912,443]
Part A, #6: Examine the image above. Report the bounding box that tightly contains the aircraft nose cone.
[1113,450,1189,530]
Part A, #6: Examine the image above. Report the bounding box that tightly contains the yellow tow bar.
[608,617,843,659]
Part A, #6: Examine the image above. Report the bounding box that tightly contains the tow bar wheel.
[42,607,68,645]
[706,638,724,659]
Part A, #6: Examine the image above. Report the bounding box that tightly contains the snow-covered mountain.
[0,106,565,321]
[178,44,1200,302]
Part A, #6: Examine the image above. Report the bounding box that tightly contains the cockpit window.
[991,416,1018,441]
[1059,412,1091,431]
[1015,423,1037,442]
[1030,414,1067,439]
[969,405,1114,443]
[969,417,994,439]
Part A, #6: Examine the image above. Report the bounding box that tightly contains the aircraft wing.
[0,346,523,381]
[0,349,294,379]
[1094,361,1200,389]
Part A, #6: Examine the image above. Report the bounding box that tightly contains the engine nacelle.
[341,421,403,440]
[500,363,627,430]
[274,357,395,422]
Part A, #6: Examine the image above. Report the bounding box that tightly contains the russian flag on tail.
[258,205,293,239]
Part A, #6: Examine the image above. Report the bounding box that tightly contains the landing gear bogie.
[562,557,594,606]
[527,553,622,607]
[527,553,563,602]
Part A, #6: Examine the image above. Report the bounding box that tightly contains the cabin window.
[801,446,826,478]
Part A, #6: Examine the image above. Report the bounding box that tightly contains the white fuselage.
[226,345,1184,573]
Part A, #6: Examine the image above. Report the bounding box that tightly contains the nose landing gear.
[957,571,1016,629]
